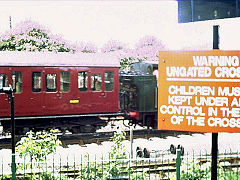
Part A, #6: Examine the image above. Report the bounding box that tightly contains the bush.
[16,129,61,162]
[180,161,211,180]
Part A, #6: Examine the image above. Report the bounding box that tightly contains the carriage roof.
[0,51,120,67]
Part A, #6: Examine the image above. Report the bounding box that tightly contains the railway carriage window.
[12,71,22,93]
[60,71,70,92]
[32,72,42,92]
[46,74,57,92]
[91,74,102,91]
[0,74,8,91]
[104,72,114,91]
[78,72,88,91]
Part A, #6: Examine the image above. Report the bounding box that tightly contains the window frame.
[45,73,57,93]
[78,71,88,92]
[32,72,42,93]
[104,71,114,92]
[11,71,22,94]
[60,71,70,93]
[0,74,8,92]
[91,73,102,92]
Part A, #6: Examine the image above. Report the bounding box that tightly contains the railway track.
[0,129,193,149]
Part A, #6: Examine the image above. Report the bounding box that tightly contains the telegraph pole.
[9,16,12,29]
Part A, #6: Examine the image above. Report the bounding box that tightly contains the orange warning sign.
[158,50,240,133]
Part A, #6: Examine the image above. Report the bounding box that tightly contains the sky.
[0,1,178,49]
[1,0,240,50]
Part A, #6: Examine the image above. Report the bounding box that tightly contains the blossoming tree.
[135,35,165,61]
[101,37,165,69]
[0,19,97,53]
[0,20,165,70]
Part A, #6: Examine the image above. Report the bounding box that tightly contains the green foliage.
[15,129,63,179]
[35,172,68,180]
[219,172,239,180]
[78,131,128,179]
[219,166,240,180]
[16,129,61,162]
[109,131,127,160]
[107,131,128,178]
[120,57,143,70]
[79,131,146,180]
[4,172,67,180]
[180,161,240,180]
[180,161,211,180]
[79,155,104,180]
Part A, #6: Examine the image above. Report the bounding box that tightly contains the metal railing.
[0,149,240,180]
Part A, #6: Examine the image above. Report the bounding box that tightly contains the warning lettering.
[158,50,240,133]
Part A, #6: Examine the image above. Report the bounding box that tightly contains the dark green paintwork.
[120,72,157,113]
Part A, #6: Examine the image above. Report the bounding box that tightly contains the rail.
[0,129,193,149]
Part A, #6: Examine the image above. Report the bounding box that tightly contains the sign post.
[211,25,219,180]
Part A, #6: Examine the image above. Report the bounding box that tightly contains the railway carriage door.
[43,68,61,115]
[89,70,106,113]
[77,70,90,114]
[103,70,119,112]
[89,72,103,113]
[58,70,71,114]
[11,70,23,116]
[28,69,45,116]
[89,68,118,113]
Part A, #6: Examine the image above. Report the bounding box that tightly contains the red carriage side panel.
[0,52,120,119]
[36,66,119,116]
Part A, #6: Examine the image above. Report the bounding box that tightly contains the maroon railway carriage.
[0,51,123,134]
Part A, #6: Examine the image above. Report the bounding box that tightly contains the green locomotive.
[119,62,158,128]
